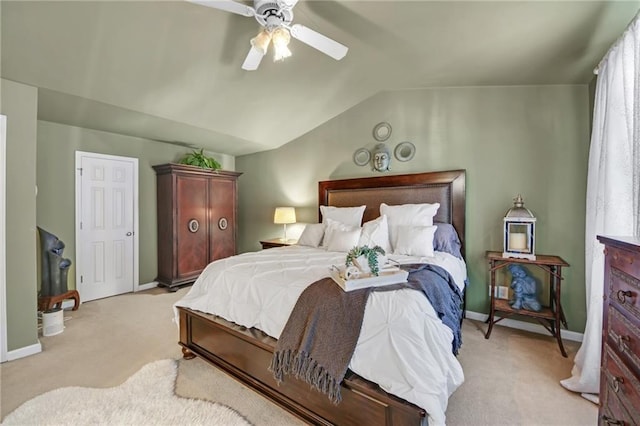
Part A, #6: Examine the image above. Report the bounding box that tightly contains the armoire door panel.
[209,179,236,261]
[176,175,209,278]
[155,173,174,284]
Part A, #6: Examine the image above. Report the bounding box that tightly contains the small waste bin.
[42,308,64,336]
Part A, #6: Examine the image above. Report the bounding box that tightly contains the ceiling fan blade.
[277,0,299,9]
[186,0,255,17]
[242,46,265,71]
[289,24,348,60]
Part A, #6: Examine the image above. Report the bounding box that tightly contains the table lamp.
[274,207,296,242]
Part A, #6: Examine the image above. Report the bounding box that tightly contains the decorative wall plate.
[372,122,392,142]
[394,141,416,162]
[353,148,371,166]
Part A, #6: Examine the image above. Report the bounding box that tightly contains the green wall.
[2,82,591,353]
[1,78,39,351]
[36,120,235,290]
[236,85,590,333]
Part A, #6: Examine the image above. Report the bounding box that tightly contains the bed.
[176,170,466,426]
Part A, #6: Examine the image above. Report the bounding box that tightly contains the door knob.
[126,231,133,236]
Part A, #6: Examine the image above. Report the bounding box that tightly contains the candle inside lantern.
[509,233,527,251]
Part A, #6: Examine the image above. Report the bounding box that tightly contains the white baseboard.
[7,341,42,361]
[136,281,158,292]
[465,310,584,342]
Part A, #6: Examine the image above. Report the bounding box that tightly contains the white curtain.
[560,12,640,399]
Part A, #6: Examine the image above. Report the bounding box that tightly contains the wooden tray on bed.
[330,266,409,291]
[179,169,466,426]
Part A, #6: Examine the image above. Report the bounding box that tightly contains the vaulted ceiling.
[2,1,638,155]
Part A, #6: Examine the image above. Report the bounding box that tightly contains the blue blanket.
[376,263,464,354]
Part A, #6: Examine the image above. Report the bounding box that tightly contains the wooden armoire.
[153,163,242,290]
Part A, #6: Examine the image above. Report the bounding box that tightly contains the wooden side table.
[484,251,570,357]
[260,238,297,249]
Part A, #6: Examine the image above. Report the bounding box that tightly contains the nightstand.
[260,238,297,249]
[484,251,570,357]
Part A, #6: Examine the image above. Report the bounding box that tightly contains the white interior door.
[76,152,138,302]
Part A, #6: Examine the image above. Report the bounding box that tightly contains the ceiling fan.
[187,0,349,70]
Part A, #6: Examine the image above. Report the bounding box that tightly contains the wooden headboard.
[318,170,466,256]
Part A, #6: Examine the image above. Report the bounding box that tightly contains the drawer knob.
[616,289,633,304]
[617,334,631,353]
[602,415,624,425]
[609,374,624,393]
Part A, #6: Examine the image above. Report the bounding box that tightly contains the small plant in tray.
[345,245,386,276]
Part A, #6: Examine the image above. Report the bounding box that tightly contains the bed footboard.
[178,307,426,426]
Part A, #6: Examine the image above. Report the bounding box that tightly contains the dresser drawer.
[602,345,640,424]
[609,245,640,281]
[608,266,640,325]
[600,400,634,426]
[607,307,640,378]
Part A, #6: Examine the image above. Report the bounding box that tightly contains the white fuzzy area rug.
[3,359,252,425]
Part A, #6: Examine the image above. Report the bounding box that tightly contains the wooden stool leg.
[70,290,80,311]
[39,297,54,312]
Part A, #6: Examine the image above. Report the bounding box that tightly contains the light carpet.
[2,359,251,426]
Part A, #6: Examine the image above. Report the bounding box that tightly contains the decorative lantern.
[503,194,536,260]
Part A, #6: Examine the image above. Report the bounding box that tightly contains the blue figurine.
[508,264,541,312]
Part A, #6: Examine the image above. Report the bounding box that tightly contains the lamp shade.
[250,29,272,55]
[274,207,296,224]
[271,27,292,61]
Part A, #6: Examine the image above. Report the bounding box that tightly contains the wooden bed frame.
[178,170,466,426]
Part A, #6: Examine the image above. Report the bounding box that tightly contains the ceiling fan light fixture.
[250,29,272,55]
[192,0,348,70]
[272,27,292,61]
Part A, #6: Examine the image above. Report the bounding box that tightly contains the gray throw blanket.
[269,277,371,404]
[270,264,464,404]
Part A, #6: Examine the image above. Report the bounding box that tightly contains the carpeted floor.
[176,357,303,425]
[3,359,251,425]
[1,287,597,425]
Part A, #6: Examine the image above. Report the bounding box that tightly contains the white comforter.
[174,246,466,425]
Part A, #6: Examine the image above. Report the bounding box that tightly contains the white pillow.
[394,225,437,257]
[324,217,354,236]
[320,205,366,227]
[380,202,440,250]
[358,214,391,253]
[323,218,358,248]
[325,228,362,253]
[321,217,353,248]
[296,223,325,248]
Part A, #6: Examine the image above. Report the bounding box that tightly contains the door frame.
[1,114,7,362]
[75,151,140,300]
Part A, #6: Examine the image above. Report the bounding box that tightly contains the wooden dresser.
[154,163,242,290]
[597,236,640,425]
